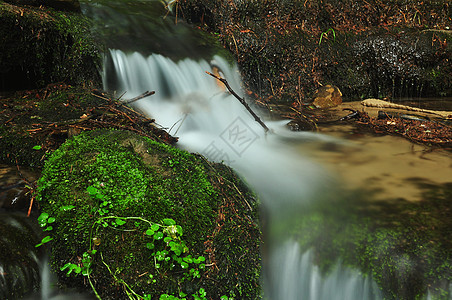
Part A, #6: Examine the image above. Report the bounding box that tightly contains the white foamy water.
[266,241,383,300]
[105,50,342,207]
[104,49,384,299]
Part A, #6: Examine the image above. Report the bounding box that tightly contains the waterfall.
[104,50,333,206]
[104,49,384,299]
[266,241,382,300]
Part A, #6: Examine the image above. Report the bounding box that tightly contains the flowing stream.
[1,0,451,299]
[97,1,385,299]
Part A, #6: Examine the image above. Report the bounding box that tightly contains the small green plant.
[35,212,56,247]
[61,250,97,276]
[51,186,215,299]
[157,287,233,300]
[318,28,336,45]
[35,205,76,247]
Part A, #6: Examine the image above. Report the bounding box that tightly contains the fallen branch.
[361,99,452,119]
[206,71,269,132]
[122,91,155,105]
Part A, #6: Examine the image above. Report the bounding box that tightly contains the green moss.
[37,129,261,299]
[292,184,452,300]
[0,1,101,90]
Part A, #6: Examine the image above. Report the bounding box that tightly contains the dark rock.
[0,1,101,91]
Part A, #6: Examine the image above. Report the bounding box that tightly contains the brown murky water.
[300,101,452,203]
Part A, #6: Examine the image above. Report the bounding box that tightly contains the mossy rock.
[37,129,261,299]
[0,1,101,91]
[292,184,452,300]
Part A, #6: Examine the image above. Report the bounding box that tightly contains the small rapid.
[104,49,383,300]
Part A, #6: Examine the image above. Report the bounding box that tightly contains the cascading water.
[103,49,383,300]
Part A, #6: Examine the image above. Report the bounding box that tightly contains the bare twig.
[122,91,155,105]
[206,72,269,132]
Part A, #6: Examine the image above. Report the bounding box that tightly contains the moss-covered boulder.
[0,1,101,91]
[36,129,261,299]
[292,183,452,299]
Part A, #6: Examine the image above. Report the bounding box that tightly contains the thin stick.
[206,72,269,132]
[122,91,155,105]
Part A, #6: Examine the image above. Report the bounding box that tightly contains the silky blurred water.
[104,49,383,300]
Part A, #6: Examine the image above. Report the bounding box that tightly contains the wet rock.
[0,1,101,91]
[286,119,317,131]
[312,85,342,108]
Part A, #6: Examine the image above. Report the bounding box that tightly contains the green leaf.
[43,226,53,231]
[153,231,164,240]
[151,224,160,231]
[115,218,126,226]
[164,236,172,243]
[146,243,155,250]
[60,205,75,211]
[60,262,72,271]
[145,229,154,236]
[42,235,53,243]
[47,217,56,223]
[32,145,42,150]
[35,235,53,247]
[86,186,97,195]
[176,225,183,235]
[163,218,176,226]
[37,212,49,224]
[181,261,189,269]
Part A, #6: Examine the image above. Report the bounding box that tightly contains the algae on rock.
[0,0,101,91]
[37,129,261,299]
[292,184,452,300]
